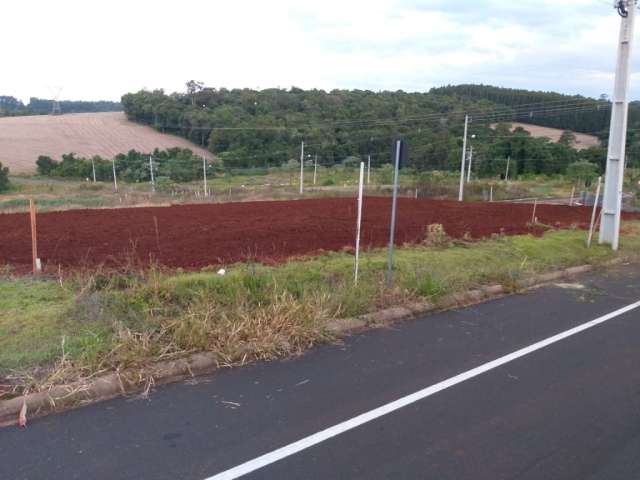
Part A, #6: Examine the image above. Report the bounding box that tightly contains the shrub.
[377,164,394,185]
[155,176,178,192]
[567,161,598,184]
[423,224,450,247]
[0,162,10,193]
[341,156,361,169]
[36,155,58,175]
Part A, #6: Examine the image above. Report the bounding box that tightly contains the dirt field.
[504,122,600,150]
[0,112,212,173]
[2,197,636,273]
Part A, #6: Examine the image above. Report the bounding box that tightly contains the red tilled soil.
[1,197,637,272]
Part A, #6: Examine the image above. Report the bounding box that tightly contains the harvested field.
[1,197,637,272]
[497,122,600,150]
[0,112,212,173]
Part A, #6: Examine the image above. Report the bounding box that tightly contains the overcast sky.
[2,0,637,102]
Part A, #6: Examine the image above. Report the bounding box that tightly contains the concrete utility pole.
[600,0,636,250]
[202,156,208,197]
[299,141,305,195]
[149,156,155,192]
[112,158,118,192]
[387,140,403,288]
[466,145,474,183]
[505,156,511,182]
[313,154,318,185]
[91,157,96,183]
[458,115,469,201]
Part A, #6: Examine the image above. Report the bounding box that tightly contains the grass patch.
[0,279,73,370]
[1,222,639,395]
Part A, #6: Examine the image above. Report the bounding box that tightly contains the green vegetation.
[0,95,122,116]
[0,278,74,369]
[2,222,639,395]
[36,148,220,183]
[567,161,599,184]
[430,85,613,133]
[122,83,615,175]
[0,162,11,193]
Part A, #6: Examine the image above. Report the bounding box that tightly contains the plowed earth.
[1,197,636,272]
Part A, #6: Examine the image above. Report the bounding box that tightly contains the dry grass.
[2,223,639,399]
[504,122,600,150]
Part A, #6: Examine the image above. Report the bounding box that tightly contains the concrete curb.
[0,259,626,427]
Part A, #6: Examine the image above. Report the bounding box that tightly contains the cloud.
[0,0,634,101]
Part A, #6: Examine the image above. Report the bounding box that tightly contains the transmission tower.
[48,86,62,115]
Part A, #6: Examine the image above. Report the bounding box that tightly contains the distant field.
[0,112,212,173]
[506,122,601,150]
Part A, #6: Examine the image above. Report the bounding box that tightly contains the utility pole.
[149,156,155,192]
[112,158,118,192]
[387,139,403,288]
[505,156,511,182]
[367,154,371,184]
[458,115,469,201]
[600,0,636,250]
[202,156,208,197]
[299,141,304,195]
[313,154,318,185]
[354,162,365,285]
[91,157,96,183]
[466,145,474,183]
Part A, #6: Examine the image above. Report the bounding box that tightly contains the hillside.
[430,85,613,134]
[0,112,212,173]
[499,122,600,150]
[122,87,492,170]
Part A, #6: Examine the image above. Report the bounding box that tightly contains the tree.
[186,80,204,107]
[567,161,598,184]
[0,162,11,192]
[558,130,576,147]
[579,146,607,172]
[36,155,58,175]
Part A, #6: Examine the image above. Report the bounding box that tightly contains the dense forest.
[429,85,614,133]
[122,83,637,175]
[0,96,122,116]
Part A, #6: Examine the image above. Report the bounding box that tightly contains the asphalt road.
[1,265,640,480]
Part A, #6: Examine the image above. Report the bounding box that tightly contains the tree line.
[0,96,122,116]
[429,84,614,134]
[36,148,218,184]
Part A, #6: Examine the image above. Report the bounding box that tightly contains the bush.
[155,176,179,192]
[341,156,361,169]
[377,164,394,185]
[36,155,58,175]
[322,178,335,186]
[567,161,599,184]
[0,162,10,192]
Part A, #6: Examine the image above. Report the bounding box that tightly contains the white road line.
[206,300,640,480]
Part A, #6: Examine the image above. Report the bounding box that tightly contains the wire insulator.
[617,0,629,17]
